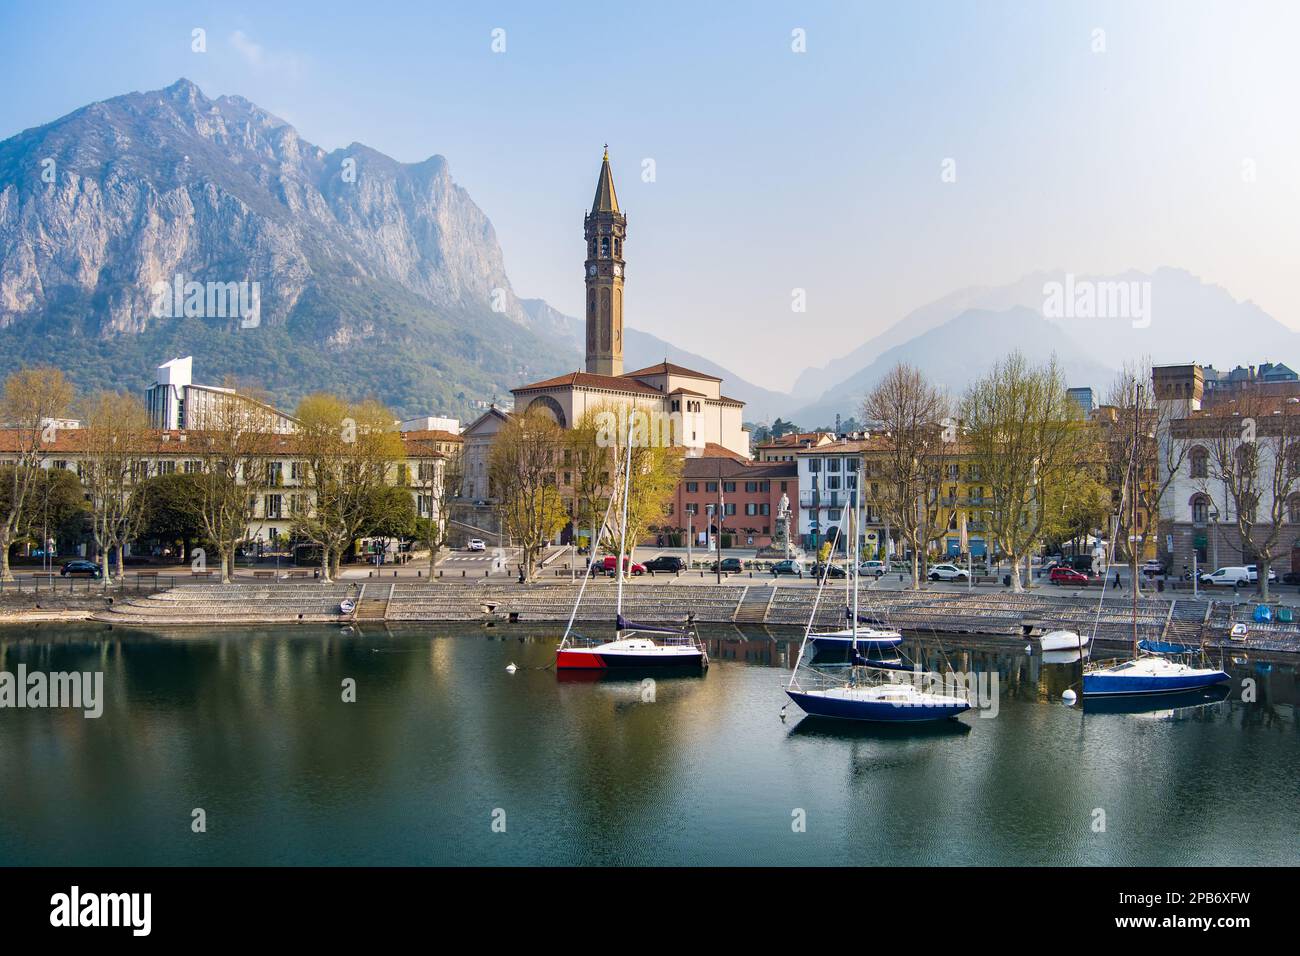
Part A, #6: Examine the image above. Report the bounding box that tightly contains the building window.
[827,509,842,521]
[724,503,736,516]
[808,460,820,473]
[265,494,283,519]
[723,481,736,493]
[1190,447,1208,479]
[686,482,698,493]
[826,458,840,472]
[686,503,698,515]
[706,482,718,492]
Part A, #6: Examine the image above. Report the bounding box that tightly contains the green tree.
[137,472,208,560]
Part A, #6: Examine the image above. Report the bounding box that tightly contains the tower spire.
[592,146,620,214]
[584,149,626,377]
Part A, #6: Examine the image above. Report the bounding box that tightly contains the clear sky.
[2,0,1297,390]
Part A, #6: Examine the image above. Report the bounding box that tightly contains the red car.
[593,555,646,576]
[1049,566,1090,585]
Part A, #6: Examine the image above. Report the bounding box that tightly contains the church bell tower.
[584,148,626,376]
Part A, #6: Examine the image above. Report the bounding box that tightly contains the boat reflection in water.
[555,666,708,686]
[1080,683,1232,717]
[786,712,973,740]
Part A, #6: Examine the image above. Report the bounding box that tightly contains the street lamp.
[1210,506,1220,572]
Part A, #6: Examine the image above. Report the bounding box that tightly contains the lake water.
[0,623,1296,866]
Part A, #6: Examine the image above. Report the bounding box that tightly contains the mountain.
[792,268,1300,424]
[518,298,791,420]
[794,306,1117,427]
[0,79,585,418]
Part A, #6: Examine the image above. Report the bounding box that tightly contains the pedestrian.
[1113,569,1122,590]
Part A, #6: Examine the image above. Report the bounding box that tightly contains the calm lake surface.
[0,623,1296,866]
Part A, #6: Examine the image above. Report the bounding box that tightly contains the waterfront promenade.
[16,577,1286,657]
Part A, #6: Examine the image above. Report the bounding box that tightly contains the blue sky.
[2,0,1297,389]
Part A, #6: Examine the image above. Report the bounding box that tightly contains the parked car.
[1280,571,1300,586]
[466,539,486,552]
[592,555,645,576]
[811,562,847,579]
[1141,559,1165,578]
[1200,566,1252,587]
[928,563,969,582]
[1245,565,1277,583]
[1049,566,1091,585]
[858,559,886,578]
[711,557,743,574]
[642,555,686,574]
[60,559,102,578]
[771,559,804,576]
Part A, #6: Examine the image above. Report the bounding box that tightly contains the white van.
[1200,566,1251,587]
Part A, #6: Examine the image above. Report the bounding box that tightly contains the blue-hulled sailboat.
[1079,383,1228,699]
[785,493,971,723]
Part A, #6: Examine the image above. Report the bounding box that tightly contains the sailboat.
[555,420,708,671]
[1080,384,1228,698]
[785,489,971,722]
[808,538,903,660]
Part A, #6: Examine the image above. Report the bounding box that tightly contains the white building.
[145,356,297,434]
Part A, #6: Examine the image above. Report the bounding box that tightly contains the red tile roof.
[512,371,664,397]
[624,361,722,382]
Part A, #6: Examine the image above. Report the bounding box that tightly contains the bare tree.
[80,391,151,583]
[188,385,278,583]
[1197,391,1300,601]
[490,409,568,581]
[961,352,1085,591]
[862,363,956,588]
[0,367,74,581]
[411,440,462,577]
[1103,359,1195,590]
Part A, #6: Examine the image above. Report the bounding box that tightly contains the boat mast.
[1131,383,1141,658]
[616,414,633,627]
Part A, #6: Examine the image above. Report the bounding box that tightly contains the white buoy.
[1062,689,1078,704]
[506,663,518,674]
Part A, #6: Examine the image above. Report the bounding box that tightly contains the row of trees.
[862,354,1115,592]
[0,367,458,584]
[488,404,682,580]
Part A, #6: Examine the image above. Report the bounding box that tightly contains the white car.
[1246,565,1277,583]
[1200,566,1250,587]
[466,539,486,552]
[928,563,969,582]
[858,560,886,577]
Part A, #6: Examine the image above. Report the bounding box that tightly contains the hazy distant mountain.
[794,306,1117,426]
[792,268,1299,424]
[519,298,792,420]
[0,79,584,417]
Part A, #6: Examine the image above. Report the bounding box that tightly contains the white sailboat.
[555,418,707,671]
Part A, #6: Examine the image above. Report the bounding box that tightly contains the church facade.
[510,151,750,458]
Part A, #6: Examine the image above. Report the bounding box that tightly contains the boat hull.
[786,689,970,723]
[556,647,705,670]
[1082,665,1229,697]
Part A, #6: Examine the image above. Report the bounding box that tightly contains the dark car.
[771,559,804,576]
[811,562,847,579]
[1280,571,1300,586]
[710,557,743,574]
[60,559,102,578]
[643,555,685,574]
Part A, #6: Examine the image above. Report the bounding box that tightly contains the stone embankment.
[81,580,1300,656]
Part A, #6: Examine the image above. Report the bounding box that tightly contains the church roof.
[591,149,619,213]
[624,361,722,382]
[512,370,662,397]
